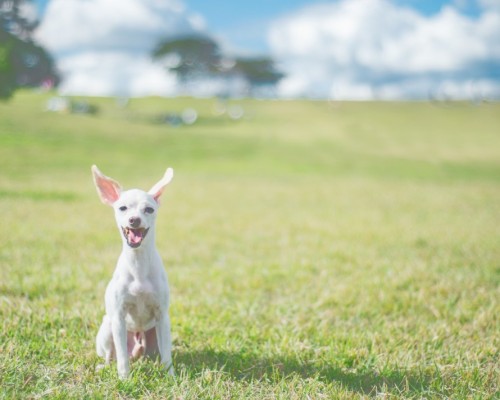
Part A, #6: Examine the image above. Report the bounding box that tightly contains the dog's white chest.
[123,280,160,331]
[129,280,153,296]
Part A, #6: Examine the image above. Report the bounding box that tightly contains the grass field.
[0,91,499,399]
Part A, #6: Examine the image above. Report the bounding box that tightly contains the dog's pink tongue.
[128,229,143,244]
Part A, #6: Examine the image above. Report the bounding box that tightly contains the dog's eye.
[119,206,127,211]
[145,207,154,214]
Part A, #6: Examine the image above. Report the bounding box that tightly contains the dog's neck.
[119,233,157,280]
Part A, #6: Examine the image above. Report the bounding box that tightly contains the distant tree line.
[152,35,283,97]
[0,0,59,99]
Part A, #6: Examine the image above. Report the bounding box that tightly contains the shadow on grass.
[175,347,435,396]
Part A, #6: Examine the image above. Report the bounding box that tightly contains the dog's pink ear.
[91,165,122,206]
[148,167,174,203]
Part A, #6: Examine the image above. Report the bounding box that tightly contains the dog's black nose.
[129,217,141,228]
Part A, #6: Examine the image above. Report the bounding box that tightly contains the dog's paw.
[117,366,130,380]
[162,361,175,377]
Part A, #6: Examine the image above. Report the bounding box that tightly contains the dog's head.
[91,165,173,249]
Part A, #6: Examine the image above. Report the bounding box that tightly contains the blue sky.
[35,0,483,55]
[33,0,500,99]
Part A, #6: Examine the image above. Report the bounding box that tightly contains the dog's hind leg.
[96,315,114,370]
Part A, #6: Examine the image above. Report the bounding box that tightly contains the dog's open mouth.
[121,227,149,248]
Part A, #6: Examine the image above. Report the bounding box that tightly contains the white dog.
[92,165,175,379]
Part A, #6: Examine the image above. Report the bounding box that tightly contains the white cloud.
[268,0,500,100]
[54,52,179,97]
[35,0,202,97]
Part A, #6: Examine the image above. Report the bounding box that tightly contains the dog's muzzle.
[121,226,149,248]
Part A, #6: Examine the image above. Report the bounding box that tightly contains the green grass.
[1,91,499,399]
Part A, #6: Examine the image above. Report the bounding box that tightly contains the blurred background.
[1,0,500,101]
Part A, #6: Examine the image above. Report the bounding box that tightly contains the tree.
[231,57,283,91]
[153,35,222,82]
[153,34,283,96]
[0,0,59,99]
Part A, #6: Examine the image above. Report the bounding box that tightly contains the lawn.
[0,91,499,399]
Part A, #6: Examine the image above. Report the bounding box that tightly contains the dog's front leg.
[156,313,174,376]
[111,315,129,379]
